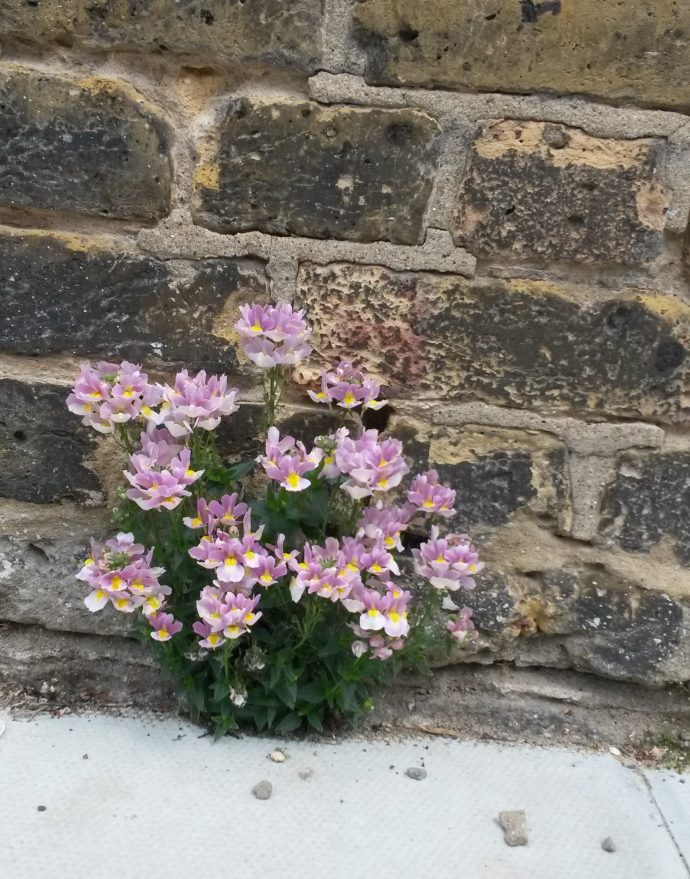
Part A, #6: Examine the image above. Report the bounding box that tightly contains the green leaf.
[297,681,325,704]
[227,459,257,480]
[305,710,324,732]
[275,678,298,709]
[275,712,301,734]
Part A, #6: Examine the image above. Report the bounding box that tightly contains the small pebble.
[498,811,529,846]
[252,780,273,800]
[82,754,89,760]
[298,769,313,781]
[608,747,622,757]
[37,806,47,812]
[406,767,427,781]
[269,749,286,763]
[602,837,616,853]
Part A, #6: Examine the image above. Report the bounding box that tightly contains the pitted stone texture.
[0,380,102,505]
[0,622,173,706]
[0,536,128,637]
[297,263,690,422]
[600,451,690,566]
[193,98,441,244]
[390,419,570,532]
[0,68,170,221]
[456,565,688,685]
[452,120,669,265]
[352,0,690,111]
[0,229,268,374]
[0,1,323,72]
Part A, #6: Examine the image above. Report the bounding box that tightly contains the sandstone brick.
[0,229,268,373]
[452,120,669,265]
[456,565,688,685]
[352,0,690,111]
[390,419,570,531]
[600,451,690,565]
[0,622,173,706]
[0,67,170,221]
[0,0,322,72]
[0,379,102,504]
[297,263,690,422]
[193,98,441,244]
[0,535,128,637]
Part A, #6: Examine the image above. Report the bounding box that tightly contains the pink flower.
[77,533,170,616]
[235,303,312,368]
[257,427,320,492]
[67,361,162,434]
[448,607,476,644]
[408,470,456,518]
[149,612,182,642]
[308,361,387,411]
[335,429,409,499]
[289,538,365,604]
[357,502,413,551]
[207,493,248,529]
[412,526,484,591]
[160,370,239,437]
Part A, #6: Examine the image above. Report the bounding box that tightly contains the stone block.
[193,98,441,244]
[0,229,268,374]
[0,0,323,72]
[352,0,690,110]
[0,67,170,221]
[298,262,690,422]
[452,120,669,265]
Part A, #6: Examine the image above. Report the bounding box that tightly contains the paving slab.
[644,769,690,868]
[0,712,687,879]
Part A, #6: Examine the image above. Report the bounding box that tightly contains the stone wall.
[1,0,690,702]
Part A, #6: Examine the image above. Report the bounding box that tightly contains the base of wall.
[2,622,688,751]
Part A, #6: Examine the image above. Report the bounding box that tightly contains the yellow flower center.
[191,517,202,527]
[286,472,301,489]
[376,478,388,488]
[388,611,400,623]
[343,392,356,405]
[185,469,196,478]
[227,625,240,636]
[260,573,272,583]
[158,629,168,640]
[367,608,379,617]
[225,557,237,566]
[141,405,153,417]
[251,322,262,332]
[423,499,435,508]
[370,564,383,573]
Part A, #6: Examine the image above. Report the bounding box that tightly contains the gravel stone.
[498,810,529,846]
[406,767,427,780]
[252,780,273,800]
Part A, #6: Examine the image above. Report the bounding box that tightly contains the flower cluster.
[335,429,409,499]
[68,298,485,736]
[67,361,162,434]
[187,506,290,650]
[257,427,321,492]
[77,532,180,640]
[412,525,484,591]
[235,303,312,368]
[158,370,239,437]
[125,429,204,511]
[408,470,456,518]
[308,360,387,411]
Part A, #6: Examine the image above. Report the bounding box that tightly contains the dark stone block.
[600,452,690,565]
[0,379,101,504]
[193,98,441,244]
[0,230,268,374]
[452,121,668,265]
[0,69,170,221]
[0,0,323,72]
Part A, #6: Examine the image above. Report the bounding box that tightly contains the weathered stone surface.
[298,263,690,422]
[352,0,690,110]
[0,1,323,72]
[600,451,690,565]
[0,67,170,221]
[0,380,102,504]
[454,564,689,685]
[0,622,173,706]
[452,120,669,265]
[193,98,441,244]
[0,229,268,373]
[0,536,129,637]
[390,419,570,531]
